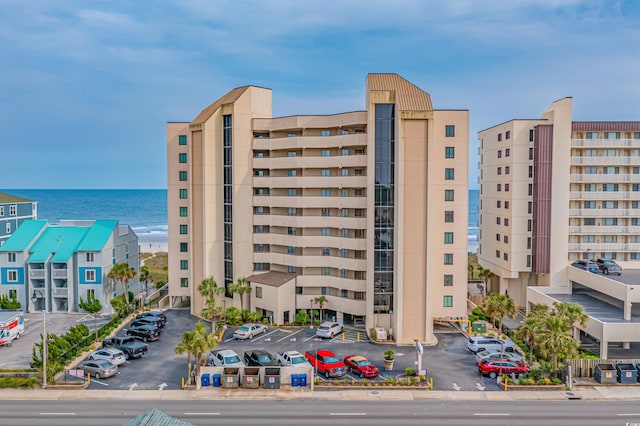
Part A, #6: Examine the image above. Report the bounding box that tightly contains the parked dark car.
[126,325,161,342]
[131,317,163,329]
[136,311,167,326]
[596,258,623,275]
[571,260,599,273]
[244,350,278,366]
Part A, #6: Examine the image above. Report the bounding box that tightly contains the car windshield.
[258,355,272,362]
[291,357,306,364]
[238,326,249,332]
[97,361,111,368]
[603,261,615,265]
[225,355,241,364]
[324,356,339,363]
[319,326,329,330]
[357,360,371,366]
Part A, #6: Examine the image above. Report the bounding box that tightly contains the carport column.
[600,340,608,360]
[624,300,632,321]
[623,342,631,349]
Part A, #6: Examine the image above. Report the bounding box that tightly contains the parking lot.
[80,310,499,391]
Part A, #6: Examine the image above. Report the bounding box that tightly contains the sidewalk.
[1,386,639,401]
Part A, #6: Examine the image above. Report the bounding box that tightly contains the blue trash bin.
[212,373,221,387]
[291,374,300,387]
[201,373,210,387]
[299,374,307,387]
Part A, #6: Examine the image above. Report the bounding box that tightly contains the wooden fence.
[567,358,640,378]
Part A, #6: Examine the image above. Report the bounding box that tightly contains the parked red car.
[478,360,529,378]
[343,355,380,379]
[305,349,346,378]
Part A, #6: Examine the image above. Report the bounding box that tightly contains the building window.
[497,201,501,208]
[288,151,297,157]
[505,148,510,157]
[444,253,453,265]
[287,208,297,216]
[505,131,511,139]
[505,184,510,192]
[180,260,188,270]
[288,227,297,235]
[529,129,534,142]
[497,150,502,158]
[505,201,509,209]
[179,171,187,181]
[321,227,330,236]
[505,166,510,175]
[322,169,331,177]
[288,169,297,177]
[322,189,331,197]
[180,207,188,217]
[178,135,187,145]
[443,296,453,307]
[444,274,453,286]
[341,248,348,258]
[444,232,454,244]
[288,189,297,196]
[445,211,454,223]
[321,149,330,157]
[322,247,330,256]
[6,223,11,234]
[497,167,502,175]
[342,149,350,156]
[526,255,531,267]
[496,233,501,241]
[86,252,94,262]
[7,270,17,282]
[8,252,16,263]
[85,269,96,282]
[529,147,533,160]
[445,168,455,180]
[321,130,330,137]
[0,206,3,216]
[445,147,455,158]
[497,184,502,192]
[605,132,620,139]
[496,250,500,258]
[341,289,348,298]
[528,184,532,196]
[288,266,297,274]
[527,237,531,249]
[528,166,533,178]
[497,217,501,225]
[528,201,532,214]
[178,153,187,163]
[287,246,296,255]
[180,242,188,252]
[504,218,509,226]
[256,286,263,298]
[321,267,330,276]
[180,225,188,234]
[180,278,188,288]
[179,189,188,199]
[445,125,455,137]
[503,253,508,261]
[498,133,502,142]
[444,190,454,201]
[321,208,330,217]
[504,235,509,244]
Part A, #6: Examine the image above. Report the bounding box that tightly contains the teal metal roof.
[0,220,47,251]
[76,220,118,251]
[28,227,89,262]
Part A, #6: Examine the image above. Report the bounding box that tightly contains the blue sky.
[1,0,638,189]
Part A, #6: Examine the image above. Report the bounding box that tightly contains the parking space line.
[303,334,319,342]
[90,378,109,387]
[277,329,302,342]
[251,329,279,342]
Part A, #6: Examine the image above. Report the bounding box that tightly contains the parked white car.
[467,336,517,353]
[316,322,343,339]
[207,349,246,367]
[233,323,267,340]
[276,350,309,366]
[88,347,127,366]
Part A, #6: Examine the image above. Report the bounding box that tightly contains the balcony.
[569,208,634,217]
[52,269,68,279]
[253,175,367,189]
[30,269,45,279]
[569,191,640,200]
[570,156,640,166]
[253,214,367,229]
[252,155,367,170]
[572,138,640,148]
[253,134,367,150]
[568,243,640,251]
[569,226,640,234]
[570,174,640,183]
[52,287,68,298]
[253,195,366,209]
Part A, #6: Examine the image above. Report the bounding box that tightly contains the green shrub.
[405,367,416,377]
[0,377,37,388]
[295,310,309,326]
[0,294,21,310]
[552,378,562,385]
[471,307,486,320]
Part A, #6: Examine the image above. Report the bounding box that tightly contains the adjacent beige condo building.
[167,74,468,345]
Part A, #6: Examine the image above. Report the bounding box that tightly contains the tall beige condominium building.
[478,97,640,305]
[167,74,468,344]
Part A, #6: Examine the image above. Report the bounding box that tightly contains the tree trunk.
[528,341,533,366]
[239,295,244,312]
[498,317,503,334]
[122,281,129,305]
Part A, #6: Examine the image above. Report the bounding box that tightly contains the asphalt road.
[2,400,639,426]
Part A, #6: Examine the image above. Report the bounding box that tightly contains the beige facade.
[167,74,468,345]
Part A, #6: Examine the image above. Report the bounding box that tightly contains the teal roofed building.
[0,192,38,247]
[0,219,139,313]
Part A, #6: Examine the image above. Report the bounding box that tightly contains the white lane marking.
[303,334,318,342]
[617,414,640,416]
[277,329,302,342]
[184,412,221,416]
[251,329,279,342]
[329,413,366,416]
[473,413,510,416]
[40,413,76,416]
[90,378,109,387]
[128,382,138,391]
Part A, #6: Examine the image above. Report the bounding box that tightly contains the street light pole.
[309,299,314,329]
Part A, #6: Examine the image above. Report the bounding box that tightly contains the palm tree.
[192,321,218,372]
[198,277,224,330]
[108,262,137,306]
[483,293,517,334]
[175,329,196,384]
[314,296,327,322]
[536,314,580,370]
[229,277,252,311]
[553,301,587,337]
[478,267,496,295]
[468,263,476,280]
[516,316,539,366]
[139,265,150,309]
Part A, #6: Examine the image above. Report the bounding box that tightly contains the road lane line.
[40,413,76,416]
[473,413,510,416]
[277,329,302,342]
[329,413,366,416]
[184,413,221,416]
[617,414,640,416]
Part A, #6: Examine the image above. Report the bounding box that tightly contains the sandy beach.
[138,235,168,254]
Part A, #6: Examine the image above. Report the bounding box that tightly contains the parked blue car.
[571,260,599,273]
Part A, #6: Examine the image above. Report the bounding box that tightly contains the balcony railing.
[569,191,640,200]
[30,269,45,279]
[568,243,640,251]
[569,208,634,217]
[52,269,68,279]
[570,174,640,183]
[52,287,68,298]
[569,226,640,234]
[570,156,640,166]
[572,138,640,148]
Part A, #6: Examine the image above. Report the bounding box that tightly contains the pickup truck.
[277,350,309,366]
[125,325,160,343]
[103,335,149,359]
[304,349,346,378]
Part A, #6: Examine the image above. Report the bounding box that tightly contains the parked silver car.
[475,350,523,364]
[467,336,517,353]
[78,360,118,379]
[596,258,623,275]
[88,348,127,366]
[207,349,246,367]
[316,322,343,339]
[233,323,268,340]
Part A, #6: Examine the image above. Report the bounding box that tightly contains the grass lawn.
[141,252,168,287]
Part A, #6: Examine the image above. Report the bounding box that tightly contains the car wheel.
[505,347,514,353]
[325,370,330,379]
[143,337,148,343]
[604,269,609,275]
[95,373,101,379]
[477,348,485,353]
[89,356,94,360]
[360,372,364,379]
[489,372,497,379]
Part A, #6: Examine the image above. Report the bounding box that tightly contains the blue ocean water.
[1,188,480,245]
[1,189,168,240]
